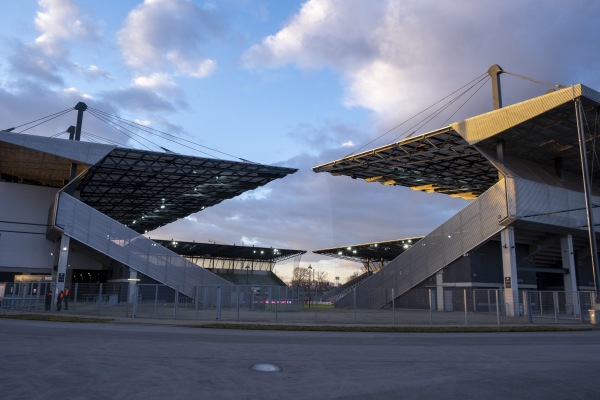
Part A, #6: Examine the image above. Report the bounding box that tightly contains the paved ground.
[1,317,599,400]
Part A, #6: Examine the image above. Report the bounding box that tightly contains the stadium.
[2,71,600,325]
[314,73,600,319]
[0,102,302,315]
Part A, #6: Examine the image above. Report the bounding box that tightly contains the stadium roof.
[313,84,600,199]
[0,131,297,233]
[313,237,423,263]
[154,239,305,263]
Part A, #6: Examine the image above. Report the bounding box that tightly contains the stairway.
[52,192,232,298]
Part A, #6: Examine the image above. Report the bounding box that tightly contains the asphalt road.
[1,318,599,400]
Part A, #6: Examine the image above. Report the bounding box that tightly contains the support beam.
[53,235,70,308]
[575,98,600,295]
[436,271,444,312]
[561,235,580,315]
[487,64,504,110]
[501,227,520,316]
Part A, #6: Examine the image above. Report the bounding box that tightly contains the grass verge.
[0,313,113,323]
[190,323,591,333]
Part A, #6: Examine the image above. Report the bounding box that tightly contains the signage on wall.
[58,273,65,283]
[504,276,511,288]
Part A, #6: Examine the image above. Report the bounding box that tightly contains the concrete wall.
[0,182,57,273]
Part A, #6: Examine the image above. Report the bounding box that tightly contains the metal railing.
[2,283,596,326]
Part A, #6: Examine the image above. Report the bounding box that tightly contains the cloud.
[3,0,104,88]
[244,0,600,135]
[35,0,101,57]
[133,73,178,91]
[80,65,115,81]
[7,42,65,86]
[117,0,223,78]
[100,86,181,113]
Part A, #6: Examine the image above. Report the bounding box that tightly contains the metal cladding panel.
[451,85,585,145]
[55,193,232,297]
[0,131,115,164]
[337,179,509,308]
[512,177,599,231]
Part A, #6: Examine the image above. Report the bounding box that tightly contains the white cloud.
[133,73,177,90]
[134,119,152,127]
[244,0,600,132]
[35,0,100,56]
[341,141,354,148]
[239,187,272,201]
[117,0,222,78]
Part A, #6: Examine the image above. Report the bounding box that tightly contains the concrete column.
[128,269,138,303]
[501,227,520,316]
[54,235,70,306]
[561,235,580,315]
[436,271,444,312]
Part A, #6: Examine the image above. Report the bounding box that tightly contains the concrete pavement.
[1,317,599,400]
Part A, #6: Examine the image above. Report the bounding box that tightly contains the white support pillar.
[54,235,70,306]
[436,271,444,312]
[561,235,580,315]
[501,227,520,316]
[128,269,138,303]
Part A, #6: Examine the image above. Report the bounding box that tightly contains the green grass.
[190,322,592,333]
[0,313,113,323]
[1,313,593,333]
[303,303,334,310]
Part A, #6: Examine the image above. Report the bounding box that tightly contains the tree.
[345,271,361,284]
[290,267,311,289]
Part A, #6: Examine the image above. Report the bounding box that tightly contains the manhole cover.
[249,363,283,373]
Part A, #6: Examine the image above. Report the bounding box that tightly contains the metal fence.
[1,282,597,326]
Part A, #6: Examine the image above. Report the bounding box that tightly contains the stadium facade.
[314,84,600,316]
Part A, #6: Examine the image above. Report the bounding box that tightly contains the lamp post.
[245,265,250,285]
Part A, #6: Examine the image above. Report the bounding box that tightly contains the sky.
[1,0,599,283]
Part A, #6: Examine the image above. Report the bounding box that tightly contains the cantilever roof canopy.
[155,240,305,263]
[313,237,422,264]
[313,84,600,199]
[0,131,297,233]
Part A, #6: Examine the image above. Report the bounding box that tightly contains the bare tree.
[290,267,311,289]
[345,271,361,284]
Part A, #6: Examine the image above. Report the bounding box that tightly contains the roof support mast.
[488,64,504,110]
[488,64,505,180]
[575,98,600,296]
[54,102,88,308]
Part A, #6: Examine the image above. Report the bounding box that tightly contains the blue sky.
[1,0,599,282]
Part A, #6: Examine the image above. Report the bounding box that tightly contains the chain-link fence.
[1,282,597,326]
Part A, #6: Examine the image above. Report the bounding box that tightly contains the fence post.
[553,291,559,323]
[216,286,221,320]
[429,288,433,326]
[392,288,395,325]
[195,286,199,321]
[174,285,179,320]
[463,288,467,325]
[495,289,500,326]
[525,290,533,324]
[74,282,78,313]
[236,286,240,322]
[96,283,103,316]
[132,284,138,318]
[353,287,357,323]
[275,286,278,323]
[154,285,158,318]
[578,291,584,324]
